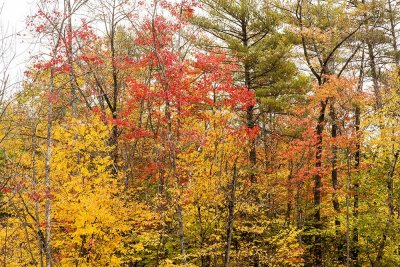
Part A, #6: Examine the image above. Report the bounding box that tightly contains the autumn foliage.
[2,0,400,267]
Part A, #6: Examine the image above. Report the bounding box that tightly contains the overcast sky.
[1,0,34,90]
[2,0,30,29]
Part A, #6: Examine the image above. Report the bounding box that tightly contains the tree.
[192,0,306,183]
[292,0,364,264]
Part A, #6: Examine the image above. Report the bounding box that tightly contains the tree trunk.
[44,68,55,267]
[387,0,400,66]
[351,104,361,266]
[330,104,344,263]
[224,163,238,267]
[32,122,44,267]
[110,6,119,174]
[346,150,351,267]
[313,100,327,267]
[367,42,382,108]
[240,15,257,184]
[65,0,77,117]
[352,43,365,266]
[197,205,211,267]
[286,160,294,226]
[373,151,399,267]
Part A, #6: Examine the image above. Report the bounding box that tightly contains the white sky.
[2,0,31,29]
[1,0,34,91]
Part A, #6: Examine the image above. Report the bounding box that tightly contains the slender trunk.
[155,233,165,267]
[20,210,35,263]
[330,104,343,263]
[240,17,256,184]
[352,108,361,266]
[44,68,54,267]
[177,204,185,258]
[150,4,186,262]
[313,100,327,267]
[286,160,293,227]
[168,104,186,262]
[246,91,256,184]
[224,163,238,267]
[165,96,186,262]
[358,0,380,108]
[352,44,364,266]
[262,120,270,173]
[110,5,119,174]
[111,117,118,174]
[387,0,400,66]
[65,0,77,117]
[31,123,44,267]
[346,150,351,267]
[241,17,259,267]
[3,221,7,266]
[197,205,211,267]
[330,105,340,217]
[167,112,186,263]
[367,42,382,108]
[373,151,399,266]
[297,181,303,248]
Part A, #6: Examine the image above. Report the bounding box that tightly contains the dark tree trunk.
[224,164,238,267]
[373,151,399,267]
[313,100,327,267]
[330,104,344,263]
[352,104,361,266]
[367,42,382,109]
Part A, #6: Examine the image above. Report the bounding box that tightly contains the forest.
[1,0,400,266]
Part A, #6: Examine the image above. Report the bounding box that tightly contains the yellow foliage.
[50,114,156,265]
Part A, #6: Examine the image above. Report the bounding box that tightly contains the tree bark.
[224,163,238,267]
[197,205,211,267]
[44,67,55,267]
[110,3,119,174]
[387,0,400,66]
[330,104,344,263]
[313,100,327,266]
[65,0,77,117]
[367,42,382,108]
[241,19,257,184]
[373,151,399,266]
[352,42,365,266]
[31,122,44,267]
